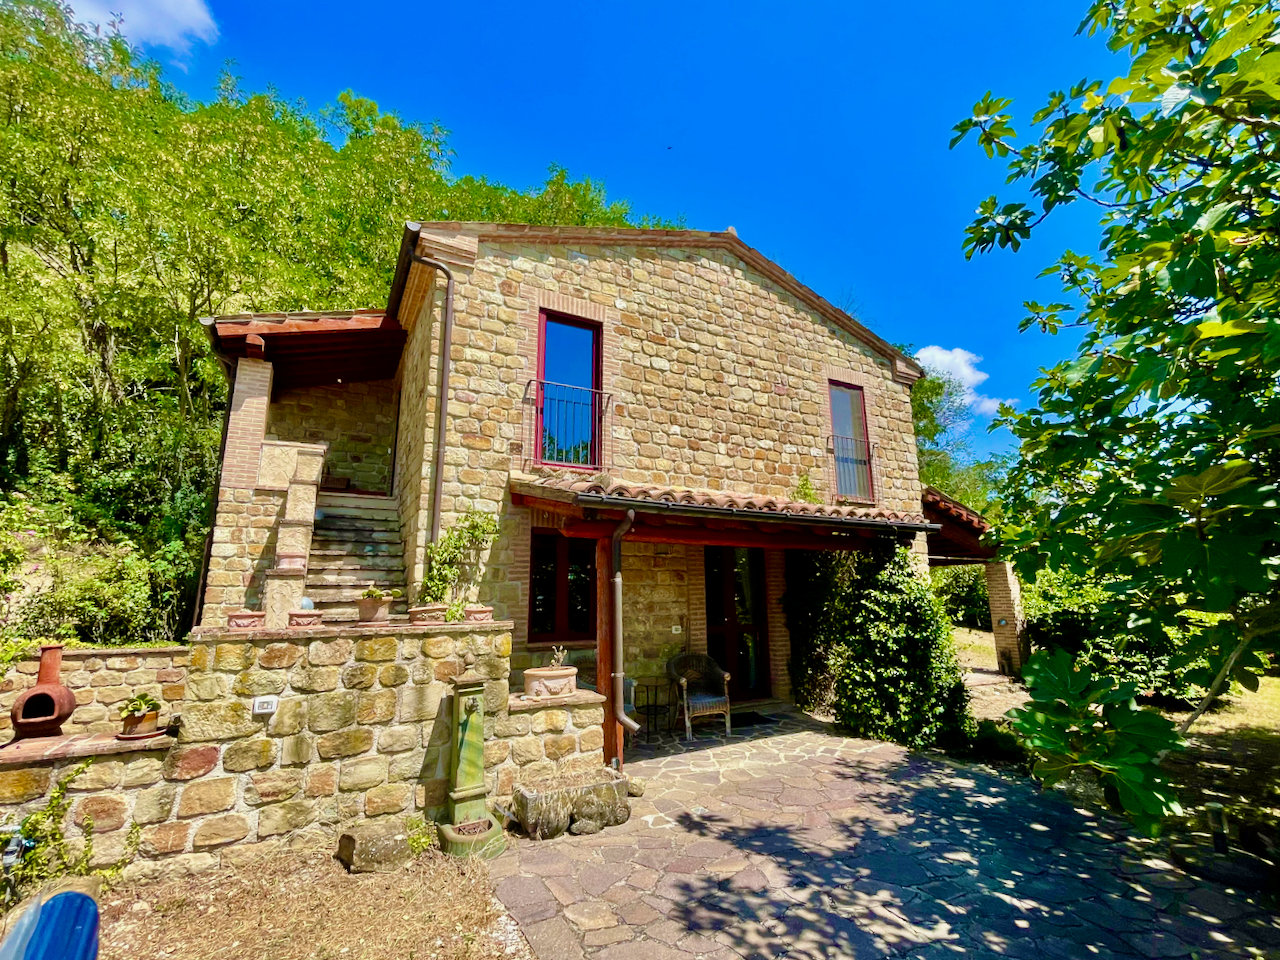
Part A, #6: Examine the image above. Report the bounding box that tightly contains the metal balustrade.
[523,380,610,469]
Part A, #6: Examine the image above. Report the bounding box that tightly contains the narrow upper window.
[829,382,873,500]
[538,311,602,467]
[528,531,596,644]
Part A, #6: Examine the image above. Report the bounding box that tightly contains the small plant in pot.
[523,645,578,699]
[357,584,403,623]
[118,693,162,739]
[410,510,499,624]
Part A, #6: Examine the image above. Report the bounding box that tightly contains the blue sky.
[76,1,1122,457]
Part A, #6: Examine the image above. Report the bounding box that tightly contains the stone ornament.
[463,604,494,623]
[287,610,324,628]
[227,610,266,630]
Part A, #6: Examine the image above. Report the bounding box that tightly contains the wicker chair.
[666,653,731,740]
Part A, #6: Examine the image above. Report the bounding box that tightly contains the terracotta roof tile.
[922,486,990,534]
[512,475,930,527]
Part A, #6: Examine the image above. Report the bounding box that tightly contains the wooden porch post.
[596,538,623,765]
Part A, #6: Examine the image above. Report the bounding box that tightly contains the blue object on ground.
[21,891,98,960]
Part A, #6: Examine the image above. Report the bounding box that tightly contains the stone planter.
[288,610,324,628]
[513,768,631,840]
[523,665,577,699]
[409,603,448,624]
[464,604,494,623]
[228,610,266,630]
[357,597,391,624]
[119,710,161,739]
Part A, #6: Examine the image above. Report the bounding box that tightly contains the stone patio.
[491,716,1280,960]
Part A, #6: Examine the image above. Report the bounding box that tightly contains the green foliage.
[954,0,1280,825]
[785,543,976,751]
[404,815,439,856]
[4,760,140,909]
[360,584,403,601]
[0,2,659,647]
[118,692,161,718]
[1008,650,1185,834]
[931,565,992,630]
[793,473,821,505]
[420,511,500,618]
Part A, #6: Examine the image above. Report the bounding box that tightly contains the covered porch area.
[509,476,938,767]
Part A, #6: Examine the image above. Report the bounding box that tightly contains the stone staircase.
[306,492,409,622]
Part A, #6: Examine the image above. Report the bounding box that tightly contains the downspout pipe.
[611,510,641,739]
[410,252,456,545]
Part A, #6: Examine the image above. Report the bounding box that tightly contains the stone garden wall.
[0,647,187,738]
[0,621,609,881]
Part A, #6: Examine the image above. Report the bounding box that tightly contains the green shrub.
[1022,568,1204,703]
[930,565,991,630]
[784,543,975,751]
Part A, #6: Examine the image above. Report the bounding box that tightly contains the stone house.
[198,221,1020,766]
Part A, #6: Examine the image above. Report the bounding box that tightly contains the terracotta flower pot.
[357,597,391,624]
[119,710,161,739]
[228,610,266,630]
[523,665,578,699]
[464,604,494,623]
[409,603,448,624]
[288,610,324,628]
[10,644,77,740]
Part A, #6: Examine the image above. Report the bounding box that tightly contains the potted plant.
[357,584,402,624]
[118,693,162,739]
[523,645,578,699]
[410,511,499,623]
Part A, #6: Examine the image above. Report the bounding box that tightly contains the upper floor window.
[829,382,873,500]
[537,311,602,468]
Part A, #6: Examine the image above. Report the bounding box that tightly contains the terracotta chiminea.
[10,645,77,740]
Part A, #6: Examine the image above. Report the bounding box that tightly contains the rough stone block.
[377,725,419,754]
[357,690,396,725]
[121,757,164,788]
[223,738,277,772]
[177,777,236,817]
[246,768,303,805]
[141,821,190,856]
[268,697,306,737]
[512,736,544,765]
[179,702,260,742]
[133,783,176,824]
[341,664,378,690]
[163,744,220,781]
[280,734,314,766]
[531,709,568,734]
[69,760,122,790]
[73,794,128,832]
[544,734,577,761]
[364,783,412,817]
[233,670,287,697]
[307,691,356,732]
[379,664,409,687]
[307,639,352,666]
[399,684,443,722]
[336,820,411,874]
[289,666,340,693]
[257,799,316,837]
[339,756,389,792]
[354,636,397,662]
[259,643,303,669]
[305,765,337,797]
[316,727,373,759]
[0,767,51,803]
[193,814,250,849]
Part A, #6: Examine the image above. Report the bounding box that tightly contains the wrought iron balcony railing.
[522,380,611,470]
[829,435,876,502]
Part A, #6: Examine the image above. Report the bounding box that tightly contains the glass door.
[704,546,771,700]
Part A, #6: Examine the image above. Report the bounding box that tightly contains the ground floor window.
[528,531,596,644]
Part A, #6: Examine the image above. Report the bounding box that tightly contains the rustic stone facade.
[268,379,397,495]
[0,647,187,738]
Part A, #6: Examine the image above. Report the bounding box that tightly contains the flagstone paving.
[492,718,1280,960]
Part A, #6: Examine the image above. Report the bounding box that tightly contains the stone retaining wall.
[0,647,187,738]
[0,621,610,881]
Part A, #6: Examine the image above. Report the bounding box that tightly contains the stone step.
[311,528,401,545]
[313,515,400,534]
[317,492,397,510]
[305,571,402,588]
[305,584,409,602]
[307,554,405,572]
[309,543,404,558]
[314,503,399,523]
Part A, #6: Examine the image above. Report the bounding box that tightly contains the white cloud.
[914,345,1015,417]
[71,0,218,55]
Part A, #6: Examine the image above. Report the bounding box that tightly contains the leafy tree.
[953,0,1280,825]
[0,1,657,643]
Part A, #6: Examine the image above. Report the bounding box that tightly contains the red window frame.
[828,380,874,501]
[536,310,603,470]
[527,530,597,646]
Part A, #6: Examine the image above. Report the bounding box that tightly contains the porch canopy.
[201,309,407,391]
[921,485,997,566]
[510,475,939,550]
